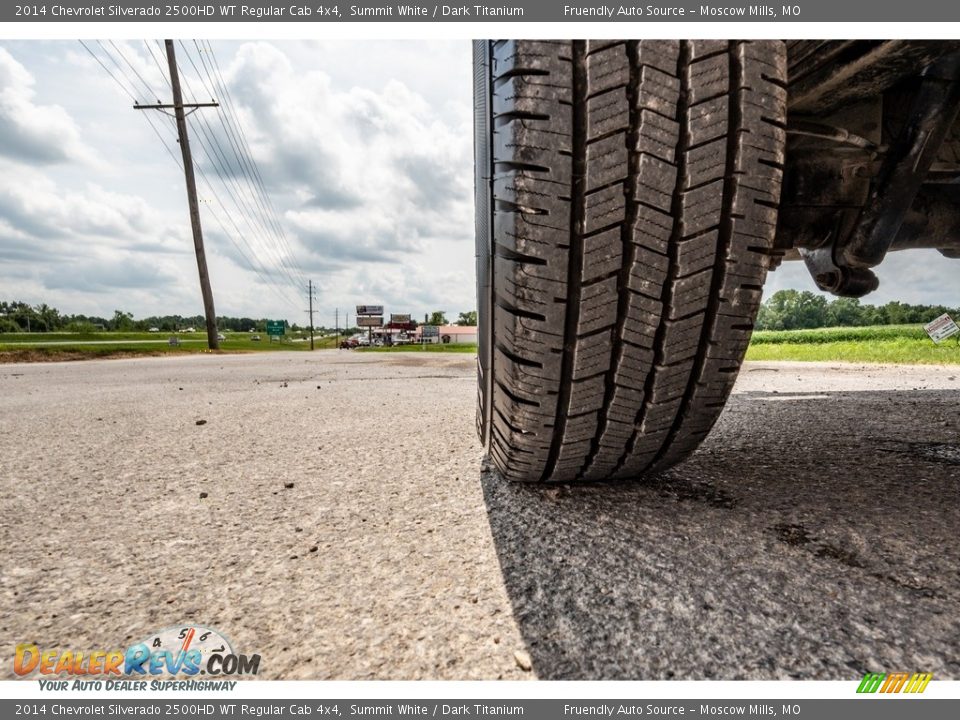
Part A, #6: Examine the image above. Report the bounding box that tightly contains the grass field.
[0,331,339,362]
[746,324,960,364]
[4,327,957,364]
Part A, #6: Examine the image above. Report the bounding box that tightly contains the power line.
[188,40,307,289]
[108,40,160,102]
[145,40,172,91]
[174,42,308,299]
[135,87,303,312]
[79,40,139,103]
[201,40,308,285]
[175,54,303,295]
[81,41,302,316]
[136,40,220,350]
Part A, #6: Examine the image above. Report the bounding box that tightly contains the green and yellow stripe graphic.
[857,672,933,694]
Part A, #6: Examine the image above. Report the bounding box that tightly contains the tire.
[474,40,788,483]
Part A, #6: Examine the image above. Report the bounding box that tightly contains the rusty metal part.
[787,119,879,150]
[788,41,960,115]
[783,190,960,260]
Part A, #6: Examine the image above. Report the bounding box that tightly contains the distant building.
[432,325,478,344]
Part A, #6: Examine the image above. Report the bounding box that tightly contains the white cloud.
[221,42,473,274]
[0,47,94,166]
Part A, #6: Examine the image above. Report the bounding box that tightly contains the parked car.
[251,335,261,342]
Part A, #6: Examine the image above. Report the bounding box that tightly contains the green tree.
[457,310,477,326]
[756,290,829,330]
[827,297,863,327]
[111,310,135,331]
[34,303,61,332]
[428,311,448,326]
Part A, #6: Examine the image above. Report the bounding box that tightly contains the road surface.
[1,352,958,679]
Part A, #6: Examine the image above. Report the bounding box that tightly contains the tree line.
[756,290,959,331]
[0,301,275,333]
[0,301,480,333]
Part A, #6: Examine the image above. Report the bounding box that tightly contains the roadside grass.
[0,332,175,343]
[0,331,341,361]
[746,325,960,364]
[5,326,958,364]
[356,343,478,353]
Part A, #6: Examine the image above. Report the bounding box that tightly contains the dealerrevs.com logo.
[14,625,260,684]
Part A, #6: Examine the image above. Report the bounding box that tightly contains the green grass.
[356,343,478,353]
[749,324,928,345]
[0,331,340,361]
[5,326,957,365]
[0,331,180,343]
[746,324,960,365]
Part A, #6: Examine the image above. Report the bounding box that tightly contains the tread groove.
[494,242,548,266]
[579,41,642,480]
[649,41,742,473]
[612,40,694,479]
[540,40,586,483]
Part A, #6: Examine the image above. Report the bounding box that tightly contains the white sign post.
[923,313,960,344]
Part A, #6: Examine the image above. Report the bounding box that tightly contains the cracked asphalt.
[1,352,958,679]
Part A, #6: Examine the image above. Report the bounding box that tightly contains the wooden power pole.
[307,280,316,351]
[136,40,220,350]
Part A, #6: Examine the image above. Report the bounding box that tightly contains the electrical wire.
[80,40,307,312]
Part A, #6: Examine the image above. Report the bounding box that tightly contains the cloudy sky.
[0,40,957,325]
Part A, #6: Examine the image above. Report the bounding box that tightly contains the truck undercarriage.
[780,41,960,296]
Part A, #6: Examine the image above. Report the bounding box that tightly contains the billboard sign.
[356,305,383,316]
[421,325,440,338]
[357,316,384,327]
[390,314,411,324]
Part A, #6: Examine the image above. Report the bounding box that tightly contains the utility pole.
[335,308,339,350]
[307,280,316,351]
[136,40,220,350]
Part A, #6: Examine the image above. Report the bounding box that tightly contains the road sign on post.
[924,313,960,343]
[266,320,285,337]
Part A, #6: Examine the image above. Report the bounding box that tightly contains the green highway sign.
[266,320,285,336]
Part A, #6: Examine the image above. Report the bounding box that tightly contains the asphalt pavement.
[0,352,957,679]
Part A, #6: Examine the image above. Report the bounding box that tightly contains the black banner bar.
[2,699,960,720]
[5,1,960,23]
